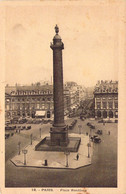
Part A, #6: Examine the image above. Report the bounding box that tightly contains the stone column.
[50,25,69,146]
[52,44,65,127]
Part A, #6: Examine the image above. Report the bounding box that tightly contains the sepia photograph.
[0,0,126,193]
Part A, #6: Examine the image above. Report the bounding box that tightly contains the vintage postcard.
[0,0,126,194]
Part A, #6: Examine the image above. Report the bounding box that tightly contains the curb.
[10,159,92,170]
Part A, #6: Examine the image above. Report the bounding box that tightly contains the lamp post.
[30,133,32,145]
[22,149,28,165]
[39,128,42,138]
[64,151,70,167]
[87,143,91,158]
[78,125,82,134]
[89,127,91,143]
[18,141,21,155]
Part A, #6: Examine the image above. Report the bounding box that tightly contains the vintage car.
[87,122,91,126]
[26,126,31,130]
[96,130,102,135]
[90,124,95,129]
[5,133,10,139]
[22,126,26,130]
[98,120,103,123]
[5,120,11,125]
[5,126,12,130]
[94,136,101,143]
[90,135,101,143]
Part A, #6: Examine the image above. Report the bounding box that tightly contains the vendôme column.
[50,25,69,146]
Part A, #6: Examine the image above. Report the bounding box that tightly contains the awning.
[35,111,46,116]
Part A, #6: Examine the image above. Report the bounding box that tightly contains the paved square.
[11,133,92,169]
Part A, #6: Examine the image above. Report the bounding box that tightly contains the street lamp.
[18,141,21,155]
[89,128,91,143]
[78,125,82,134]
[64,151,70,167]
[39,128,42,138]
[22,149,28,165]
[30,133,32,145]
[87,143,91,158]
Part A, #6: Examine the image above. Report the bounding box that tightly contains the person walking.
[76,153,79,160]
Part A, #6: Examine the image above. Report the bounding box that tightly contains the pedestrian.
[76,153,79,160]
[108,131,110,135]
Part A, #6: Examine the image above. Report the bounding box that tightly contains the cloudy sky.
[5,3,119,87]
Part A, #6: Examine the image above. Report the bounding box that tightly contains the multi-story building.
[5,82,83,120]
[94,80,118,119]
[77,85,86,103]
[85,87,94,100]
[5,84,54,119]
[64,82,80,111]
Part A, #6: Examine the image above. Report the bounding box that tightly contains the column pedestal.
[50,126,69,146]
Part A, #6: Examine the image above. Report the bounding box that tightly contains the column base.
[50,125,69,146]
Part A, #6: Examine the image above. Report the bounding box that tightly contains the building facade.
[5,84,54,119]
[5,82,83,120]
[94,80,118,119]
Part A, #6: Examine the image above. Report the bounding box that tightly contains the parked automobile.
[5,120,11,125]
[80,114,85,120]
[90,135,97,141]
[5,133,10,139]
[26,126,31,130]
[22,126,26,130]
[90,135,101,143]
[87,122,91,126]
[90,124,95,129]
[94,136,101,143]
[96,130,102,135]
[98,120,103,123]
[69,119,77,130]
[5,126,12,130]
[20,126,24,130]
[11,125,16,130]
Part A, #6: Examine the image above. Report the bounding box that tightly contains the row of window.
[96,110,118,118]
[11,90,53,95]
[96,102,118,109]
[96,97,118,100]
[6,97,53,102]
[95,88,118,93]
[6,103,53,110]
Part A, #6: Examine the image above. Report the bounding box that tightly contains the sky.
[5,3,119,87]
